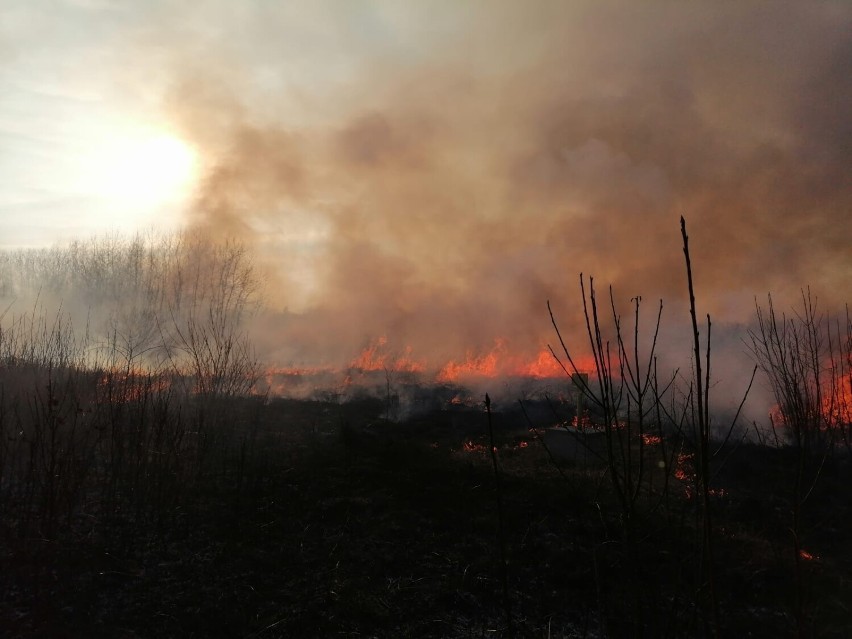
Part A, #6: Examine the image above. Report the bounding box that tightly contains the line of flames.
[258,336,597,397]
[329,337,591,380]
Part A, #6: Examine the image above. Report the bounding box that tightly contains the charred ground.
[2,391,850,638]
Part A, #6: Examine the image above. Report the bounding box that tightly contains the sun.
[74,125,200,235]
[100,133,198,204]
[73,126,201,233]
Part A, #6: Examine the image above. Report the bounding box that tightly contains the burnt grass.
[2,396,851,638]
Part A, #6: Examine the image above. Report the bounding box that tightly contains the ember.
[571,415,592,431]
[674,453,695,482]
[462,440,494,454]
[97,369,171,403]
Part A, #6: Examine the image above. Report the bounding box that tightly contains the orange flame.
[824,373,852,425]
[257,337,599,397]
[768,374,852,432]
[437,339,595,383]
[462,440,491,453]
[674,453,694,482]
[514,349,566,378]
[349,336,426,373]
[437,339,505,382]
[97,369,171,403]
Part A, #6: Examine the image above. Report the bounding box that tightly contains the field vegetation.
[0,227,850,638]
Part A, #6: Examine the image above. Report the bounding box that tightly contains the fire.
[462,439,529,453]
[97,369,171,403]
[262,365,333,382]
[348,337,426,373]
[513,349,564,378]
[766,368,852,433]
[256,337,598,398]
[571,415,592,430]
[436,339,595,383]
[768,379,852,433]
[673,453,694,482]
[462,440,494,453]
[824,372,852,425]
[258,365,337,397]
[437,339,505,382]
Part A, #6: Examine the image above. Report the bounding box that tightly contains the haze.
[1,1,850,379]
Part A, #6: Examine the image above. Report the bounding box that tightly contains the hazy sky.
[2,1,850,375]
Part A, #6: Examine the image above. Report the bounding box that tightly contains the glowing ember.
[97,369,171,403]
[571,415,592,431]
[448,394,476,407]
[674,453,695,482]
[462,440,493,453]
[799,549,818,561]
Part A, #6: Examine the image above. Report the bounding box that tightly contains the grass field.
[2,391,849,638]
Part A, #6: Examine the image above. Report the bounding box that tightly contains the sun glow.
[75,126,199,231]
[98,133,198,203]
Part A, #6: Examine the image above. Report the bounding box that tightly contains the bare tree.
[747,289,850,636]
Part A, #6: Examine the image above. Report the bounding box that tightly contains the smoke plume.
[122,1,851,379]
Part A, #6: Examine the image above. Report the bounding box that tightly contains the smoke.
[104,1,852,384]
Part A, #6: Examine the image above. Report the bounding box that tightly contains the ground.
[1,397,850,638]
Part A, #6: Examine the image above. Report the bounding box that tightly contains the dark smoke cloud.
[143,1,850,373]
